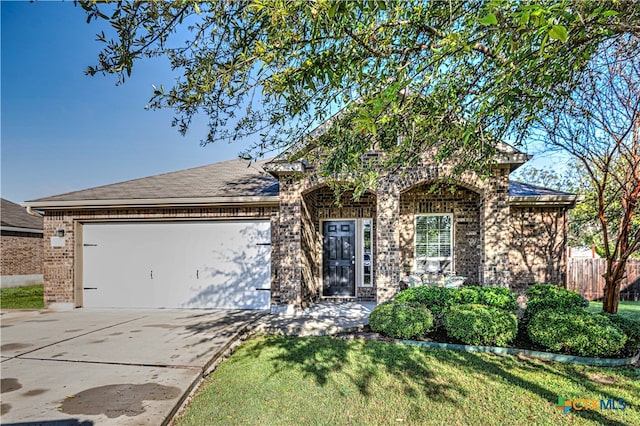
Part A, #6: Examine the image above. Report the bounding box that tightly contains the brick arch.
[393,165,486,195]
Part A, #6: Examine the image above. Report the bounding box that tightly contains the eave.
[22,196,280,211]
[509,195,582,208]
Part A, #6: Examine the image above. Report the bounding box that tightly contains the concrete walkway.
[255,302,375,336]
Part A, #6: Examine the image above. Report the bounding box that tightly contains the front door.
[322,220,356,297]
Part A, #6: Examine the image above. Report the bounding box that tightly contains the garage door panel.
[82,221,271,309]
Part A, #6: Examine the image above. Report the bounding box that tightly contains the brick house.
[24,143,577,312]
[1,198,44,288]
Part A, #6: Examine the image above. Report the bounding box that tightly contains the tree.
[78,1,640,192]
[533,36,640,314]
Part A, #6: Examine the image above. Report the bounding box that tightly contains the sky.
[1,1,257,203]
[1,1,558,204]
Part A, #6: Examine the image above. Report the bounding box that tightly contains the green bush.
[524,284,588,320]
[527,308,627,357]
[598,313,640,351]
[452,286,518,312]
[443,304,518,346]
[394,286,454,316]
[369,301,434,340]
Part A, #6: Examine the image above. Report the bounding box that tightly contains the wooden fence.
[566,258,640,301]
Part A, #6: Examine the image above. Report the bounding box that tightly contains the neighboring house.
[23,143,578,312]
[1,198,44,288]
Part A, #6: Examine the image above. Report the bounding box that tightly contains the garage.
[81,221,271,310]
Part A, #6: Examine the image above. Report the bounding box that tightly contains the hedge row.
[394,285,518,315]
[368,283,640,358]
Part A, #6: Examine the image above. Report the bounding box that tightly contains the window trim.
[414,213,453,273]
[359,218,373,287]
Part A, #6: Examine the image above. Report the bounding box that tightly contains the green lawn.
[587,301,640,322]
[175,335,640,426]
[0,285,44,309]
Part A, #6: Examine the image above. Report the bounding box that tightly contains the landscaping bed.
[368,284,640,362]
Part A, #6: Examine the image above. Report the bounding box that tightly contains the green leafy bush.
[524,284,588,320]
[443,304,518,346]
[527,308,627,357]
[598,313,640,351]
[452,286,518,312]
[369,301,434,340]
[394,286,454,316]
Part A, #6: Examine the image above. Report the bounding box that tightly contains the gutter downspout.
[25,206,44,218]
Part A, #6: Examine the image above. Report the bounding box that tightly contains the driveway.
[0,308,264,425]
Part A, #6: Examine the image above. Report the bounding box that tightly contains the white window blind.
[415,214,452,273]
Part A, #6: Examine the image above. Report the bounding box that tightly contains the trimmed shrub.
[452,286,518,312]
[443,304,518,346]
[524,284,588,320]
[369,301,434,339]
[598,313,640,351]
[527,308,627,357]
[394,286,454,316]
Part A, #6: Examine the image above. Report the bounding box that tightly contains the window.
[415,214,452,273]
[362,219,372,286]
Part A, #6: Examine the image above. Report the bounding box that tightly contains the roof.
[509,181,574,197]
[21,157,577,211]
[1,198,43,231]
[24,158,279,209]
[509,181,579,207]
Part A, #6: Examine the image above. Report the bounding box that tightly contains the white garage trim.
[81,221,271,310]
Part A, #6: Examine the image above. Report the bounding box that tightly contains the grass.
[175,335,640,426]
[0,285,44,309]
[587,301,640,322]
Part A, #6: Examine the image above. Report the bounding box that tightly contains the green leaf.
[548,25,568,43]
[601,10,618,17]
[519,11,530,26]
[327,2,339,18]
[479,13,498,26]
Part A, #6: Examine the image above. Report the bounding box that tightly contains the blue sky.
[1,1,255,203]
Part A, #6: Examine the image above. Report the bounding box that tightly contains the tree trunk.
[602,260,626,314]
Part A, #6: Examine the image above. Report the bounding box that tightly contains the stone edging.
[395,339,640,367]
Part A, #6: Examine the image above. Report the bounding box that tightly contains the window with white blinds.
[415,214,452,273]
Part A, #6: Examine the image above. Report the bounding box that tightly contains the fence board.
[566,258,640,301]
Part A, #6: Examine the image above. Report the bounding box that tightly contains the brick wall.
[42,206,278,307]
[300,190,320,305]
[1,232,43,275]
[400,184,481,284]
[509,206,567,294]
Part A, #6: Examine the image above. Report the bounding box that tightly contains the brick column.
[274,177,303,313]
[480,167,511,287]
[375,182,401,302]
[43,211,76,309]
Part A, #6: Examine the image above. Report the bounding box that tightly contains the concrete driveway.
[0,308,264,425]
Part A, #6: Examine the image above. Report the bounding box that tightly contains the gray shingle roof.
[1,198,43,230]
[27,158,279,203]
[509,181,574,197]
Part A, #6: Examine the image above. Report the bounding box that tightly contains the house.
[23,143,578,312]
[1,198,44,288]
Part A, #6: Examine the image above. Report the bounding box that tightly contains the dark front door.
[322,220,356,297]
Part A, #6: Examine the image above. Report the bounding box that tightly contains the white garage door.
[82,221,271,309]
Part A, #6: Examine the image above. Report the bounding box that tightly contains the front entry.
[322,220,356,297]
